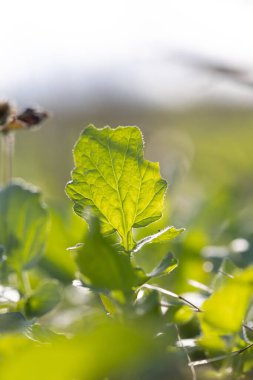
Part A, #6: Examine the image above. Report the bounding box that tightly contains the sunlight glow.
[1,0,253,103]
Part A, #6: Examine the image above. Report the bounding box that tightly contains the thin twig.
[188,279,213,295]
[175,324,197,380]
[178,295,202,312]
[243,323,253,332]
[189,343,253,367]
[236,342,253,355]
[218,270,234,279]
[139,284,202,312]
[160,302,173,308]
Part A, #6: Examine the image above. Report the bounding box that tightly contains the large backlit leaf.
[76,218,146,292]
[0,181,49,271]
[66,125,167,250]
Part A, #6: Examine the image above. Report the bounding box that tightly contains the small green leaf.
[66,125,167,251]
[200,267,253,333]
[100,294,118,315]
[28,323,65,343]
[0,181,49,271]
[134,226,184,252]
[76,218,147,292]
[147,252,178,278]
[173,306,194,325]
[25,281,62,318]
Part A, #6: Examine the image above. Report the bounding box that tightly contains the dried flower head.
[0,103,48,134]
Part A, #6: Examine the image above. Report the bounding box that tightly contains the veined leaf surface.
[66,125,167,250]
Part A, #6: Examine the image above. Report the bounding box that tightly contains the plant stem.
[175,324,197,380]
[189,343,253,367]
[17,270,31,297]
[140,284,202,312]
[1,132,15,184]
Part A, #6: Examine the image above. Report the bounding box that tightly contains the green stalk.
[1,131,15,184]
[17,270,31,298]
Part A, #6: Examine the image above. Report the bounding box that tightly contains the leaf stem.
[17,270,31,297]
[139,284,202,312]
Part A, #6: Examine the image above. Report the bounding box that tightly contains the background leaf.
[147,252,178,278]
[0,181,49,271]
[40,202,86,283]
[0,321,158,380]
[25,280,62,318]
[76,217,147,292]
[200,267,253,333]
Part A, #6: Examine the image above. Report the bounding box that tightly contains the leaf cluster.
[0,124,252,380]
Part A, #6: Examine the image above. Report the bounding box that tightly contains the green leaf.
[28,324,66,343]
[76,217,147,292]
[0,321,158,380]
[133,226,185,253]
[173,305,194,325]
[41,203,86,283]
[0,181,49,271]
[200,266,253,333]
[25,281,62,318]
[147,252,178,278]
[66,125,167,251]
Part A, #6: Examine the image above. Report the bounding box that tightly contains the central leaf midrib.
[132,157,146,226]
[106,131,132,243]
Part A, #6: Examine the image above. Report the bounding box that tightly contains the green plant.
[0,122,252,380]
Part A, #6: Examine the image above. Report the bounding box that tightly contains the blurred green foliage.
[0,107,252,379]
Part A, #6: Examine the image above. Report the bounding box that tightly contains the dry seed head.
[17,108,48,128]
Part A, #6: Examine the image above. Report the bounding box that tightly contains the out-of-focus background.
[1,0,253,287]
[1,3,253,379]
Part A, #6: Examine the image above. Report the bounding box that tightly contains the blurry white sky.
[1,0,253,107]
